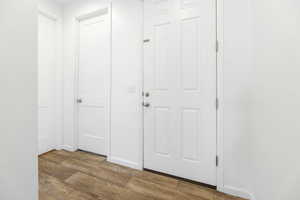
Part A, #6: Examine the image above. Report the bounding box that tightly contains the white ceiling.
[54,0,74,4]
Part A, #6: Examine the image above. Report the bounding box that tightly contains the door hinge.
[216,40,219,53]
[216,98,219,110]
[216,156,219,167]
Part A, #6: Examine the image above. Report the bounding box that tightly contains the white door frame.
[73,4,112,159]
[38,9,63,153]
[216,0,224,193]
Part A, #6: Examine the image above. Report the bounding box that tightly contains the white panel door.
[144,0,217,185]
[77,11,110,156]
[38,14,57,155]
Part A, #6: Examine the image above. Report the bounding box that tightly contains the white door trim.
[73,4,112,159]
[38,9,63,153]
[139,2,146,171]
[216,0,224,191]
[38,9,58,22]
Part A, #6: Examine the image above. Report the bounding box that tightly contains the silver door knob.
[77,99,83,103]
[143,102,150,107]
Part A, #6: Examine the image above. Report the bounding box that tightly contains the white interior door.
[143,0,217,185]
[77,10,111,156]
[38,13,57,155]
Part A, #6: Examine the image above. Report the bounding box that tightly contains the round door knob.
[143,102,150,107]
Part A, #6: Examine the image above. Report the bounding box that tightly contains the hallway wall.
[0,0,38,199]
[109,0,143,169]
[220,0,300,199]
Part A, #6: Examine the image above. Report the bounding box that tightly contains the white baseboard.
[60,145,77,152]
[218,186,256,200]
[109,156,142,170]
[55,146,62,151]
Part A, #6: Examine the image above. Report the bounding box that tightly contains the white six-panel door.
[77,10,111,156]
[38,13,57,155]
[143,0,217,185]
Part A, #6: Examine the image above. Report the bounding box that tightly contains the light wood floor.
[39,150,246,200]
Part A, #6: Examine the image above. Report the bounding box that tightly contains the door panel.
[154,107,171,156]
[154,23,172,90]
[144,0,216,185]
[181,109,199,161]
[38,14,57,155]
[181,18,199,90]
[77,10,110,156]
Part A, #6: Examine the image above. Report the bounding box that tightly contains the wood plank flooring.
[39,150,246,200]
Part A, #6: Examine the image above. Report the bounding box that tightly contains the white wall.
[218,0,254,198]
[39,0,63,16]
[38,0,64,150]
[220,0,300,199]
[110,0,143,169]
[0,0,38,199]
[62,0,143,168]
